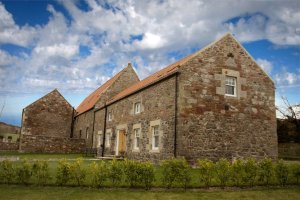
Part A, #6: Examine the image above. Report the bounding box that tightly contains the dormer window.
[225,76,236,96]
[134,102,141,114]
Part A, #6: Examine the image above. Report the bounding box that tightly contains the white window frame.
[134,102,141,114]
[152,125,159,150]
[133,128,140,150]
[225,76,237,97]
[108,112,112,121]
[96,131,102,148]
[105,132,111,147]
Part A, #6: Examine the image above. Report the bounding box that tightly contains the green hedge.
[0,157,299,189]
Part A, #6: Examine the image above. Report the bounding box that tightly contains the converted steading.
[72,33,277,163]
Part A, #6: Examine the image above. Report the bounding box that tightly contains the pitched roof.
[106,50,201,104]
[76,69,124,115]
[106,33,243,105]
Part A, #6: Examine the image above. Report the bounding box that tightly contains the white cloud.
[34,44,79,59]
[1,0,300,96]
[256,58,273,75]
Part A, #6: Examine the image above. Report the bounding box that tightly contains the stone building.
[20,89,85,153]
[73,33,277,163]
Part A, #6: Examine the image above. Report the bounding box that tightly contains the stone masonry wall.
[21,89,74,138]
[73,65,140,148]
[20,134,85,153]
[104,76,177,163]
[73,110,94,148]
[278,143,300,159]
[177,34,277,163]
[0,141,19,151]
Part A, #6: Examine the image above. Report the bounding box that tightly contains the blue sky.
[0,0,299,126]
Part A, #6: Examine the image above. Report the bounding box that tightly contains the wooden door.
[118,130,126,154]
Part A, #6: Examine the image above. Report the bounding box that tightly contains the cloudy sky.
[0,0,299,126]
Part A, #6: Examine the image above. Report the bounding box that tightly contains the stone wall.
[0,141,19,151]
[104,75,177,163]
[20,134,85,153]
[278,143,300,159]
[73,64,140,148]
[21,89,74,138]
[176,34,277,162]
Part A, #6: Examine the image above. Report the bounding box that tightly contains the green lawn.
[0,152,84,160]
[0,185,299,200]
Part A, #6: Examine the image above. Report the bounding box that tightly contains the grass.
[0,185,299,200]
[0,152,84,160]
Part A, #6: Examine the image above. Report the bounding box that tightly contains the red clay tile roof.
[76,70,124,115]
[107,51,198,105]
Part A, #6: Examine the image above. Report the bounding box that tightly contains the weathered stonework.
[20,135,85,153]
[20,89,77,153]
[21,89,74,138]
[73,64,140,148]
[176,34,277,162]
[0,141,19,151]
[102,76,176,163]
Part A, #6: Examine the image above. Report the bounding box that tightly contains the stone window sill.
[149,149,160,153]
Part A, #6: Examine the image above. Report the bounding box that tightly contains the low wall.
[0,141,19,151]
[278,143,300,159]
[20,134,86,153]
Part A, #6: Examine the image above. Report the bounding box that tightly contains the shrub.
[70,158,86,186]
[232,159,244,187]
[291,164,300,184]
[16,159,32,185]
[123,159,141,187]
[90,161,108,188]
[139,161,155,190]
[0,160,15,184]
[215,158,232,188]
[108,158,123,186]
[197,159,215,187]
[258,158,274,185]
[56,159,71,186]
[242,158,258,186]
[161,158,191,189]
[32,160,50,186]
[275,160,289,186]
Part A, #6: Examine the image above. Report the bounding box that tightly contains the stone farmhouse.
[20,33,278,163]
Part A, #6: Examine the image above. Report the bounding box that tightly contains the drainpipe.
[70,107,75,138]
[174,73,178,158]
[101,104,107,157]
[91,109,96,149]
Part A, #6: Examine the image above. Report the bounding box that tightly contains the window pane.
[154,136,159,147]
[226,85,235,95]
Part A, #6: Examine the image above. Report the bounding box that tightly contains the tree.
[276,96,300,143]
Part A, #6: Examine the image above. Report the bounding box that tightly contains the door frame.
[115,125,127,156]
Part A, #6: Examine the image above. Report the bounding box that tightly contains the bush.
[275,160,289,186]
[161,158,191,189]
[258,158,274,185]
[215,158,232,188]
[32,160,50,186]
[123,159,142,187]
[197,159,214,187]
[291,164,300,184]
[0,160,15,184]
[108,158,123,186]
[16,159,32,185]
[89,161,108,188]
[139,161,155,190]
[242,158,258,186]
[232,159,244,187]
[56,159,71,186]
[70,158,86,186]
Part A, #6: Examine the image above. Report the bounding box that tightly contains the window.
[79,130,82,138]
[225,76,237,96]
[86,127,89,139]
[108,112,112,121]
[134,102,141,114]
[152,126,159,150]
[106,132,111,147]
[7,136,12,142]
[134,128,140,150]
